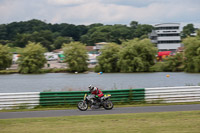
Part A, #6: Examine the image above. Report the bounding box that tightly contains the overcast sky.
[0,0,200,28]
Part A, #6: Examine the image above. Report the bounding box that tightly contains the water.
[0,72,199,93]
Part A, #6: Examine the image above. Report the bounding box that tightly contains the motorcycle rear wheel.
[77,101,88,111]
[103,100,113,110]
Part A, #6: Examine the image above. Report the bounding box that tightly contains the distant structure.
[149,23,182,52]
[94,42,108,50]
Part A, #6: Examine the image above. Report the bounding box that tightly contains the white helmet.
[89,85,94,92]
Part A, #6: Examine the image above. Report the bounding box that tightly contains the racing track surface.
[0,104,200,119]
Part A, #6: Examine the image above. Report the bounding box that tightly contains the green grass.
[0,111,200,133]
[40,68,70,73]
[0,69,18,74]
[0,68,70,74]
[9,47,22,53]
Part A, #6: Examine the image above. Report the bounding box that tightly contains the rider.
[88,85,104,103]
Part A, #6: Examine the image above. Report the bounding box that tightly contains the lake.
[0,72,199,93]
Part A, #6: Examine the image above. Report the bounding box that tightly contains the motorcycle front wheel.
[103,100,113,110]
[77,101,88,111]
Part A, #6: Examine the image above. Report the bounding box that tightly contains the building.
[94,42,108,50]
[86,46,99,64]
[149,23,182,52]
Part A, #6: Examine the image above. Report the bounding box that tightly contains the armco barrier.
[0,86,200,110]
[145,86,200,103]
[39,88,145,106]
[0,92,40,110]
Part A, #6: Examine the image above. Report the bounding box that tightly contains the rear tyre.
[77,101,88,111]
[103,100,113,110]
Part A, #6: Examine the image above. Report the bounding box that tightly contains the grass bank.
[1,111,200,133]
[0,68,71,74]
[0,69,18,74]
[0,68,94,74]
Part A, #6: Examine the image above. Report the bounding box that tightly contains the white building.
[87,53,98,64]
[12,54,20,64]
[149,23,182,52]
[94,42,108,50]
[44,52,58,61]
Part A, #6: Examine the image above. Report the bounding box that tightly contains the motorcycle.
[77,94,113,111]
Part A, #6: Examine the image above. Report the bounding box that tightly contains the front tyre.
[103,100,113,110]
[77,101,88,111]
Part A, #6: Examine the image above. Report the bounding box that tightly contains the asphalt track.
[0,104,199,119]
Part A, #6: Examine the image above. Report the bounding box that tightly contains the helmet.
[89,85,94,92]
[88,85,92,89]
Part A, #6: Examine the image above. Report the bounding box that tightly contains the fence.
[145,86,200,103]
[40,88,145,106]
[0,86,199,110]
[0,92,40,110]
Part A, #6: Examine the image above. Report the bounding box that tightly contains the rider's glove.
[96,95,98,98]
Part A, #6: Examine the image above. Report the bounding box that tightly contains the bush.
[62,42,88,72]
[96,43,120,72]
[0,44,12,70]
[183,36,200,72]
[18,42,47,74]
[118,38,157,72]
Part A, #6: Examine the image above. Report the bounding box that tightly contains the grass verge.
[0,69,18,74]
[0,111,200,133]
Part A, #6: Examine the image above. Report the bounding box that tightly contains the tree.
[118,38,157,72]
[6,19,49,40]
[1,19,156,48]
[14,30,54,51]
[61,24,88,41]
[18,42,47,73]
[54,36,73,49]
[31,30,54,51]
[88,23,104,29]
[95,43,120,72]
[197,29,200,38]
[162,53,184,72]
[62,42,88,72]
[14,33,32,47]
[182,24,195,38]
[80,34,90,45]
[81,25,132,45]
[132,24,154,38]
[130,21,138,29]
[0,24,7,40]
[183,37,200,72]
[0,44,12,70]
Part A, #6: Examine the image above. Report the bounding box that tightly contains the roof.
[155,23,180,27]
[95,42,108,45]
[86,46,95,52]
[158,51,172,56]
[176,47,184,52]
[53,49,63,53]
[58,54,65,57]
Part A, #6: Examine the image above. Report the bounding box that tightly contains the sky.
[0,0,200,28]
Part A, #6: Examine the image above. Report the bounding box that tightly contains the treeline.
[0,19,153,51]
[0,33,200,73]
[95,33,200,73]
[0,39,157,73]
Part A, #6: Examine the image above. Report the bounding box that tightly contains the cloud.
[47,0,91,6]
[48,0,200,26]
[0,0,200,28]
